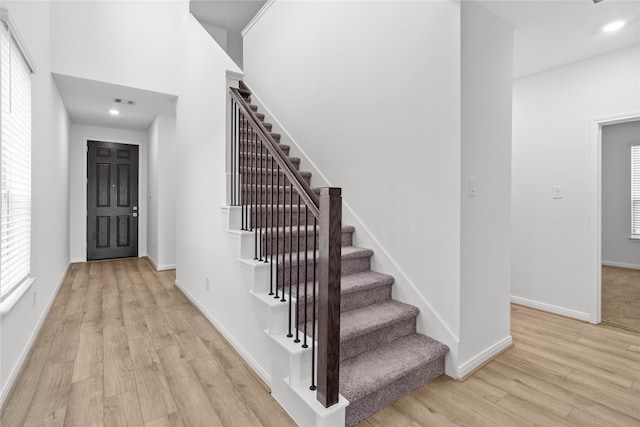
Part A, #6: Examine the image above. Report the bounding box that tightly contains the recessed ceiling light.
[109,109,120,116]
[603,21,625,33]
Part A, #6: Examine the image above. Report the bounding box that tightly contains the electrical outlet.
[205,277,210,291]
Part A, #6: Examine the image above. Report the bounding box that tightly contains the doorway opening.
[87,140,139,261]
[600,119,640,332]
[592,112,640,326]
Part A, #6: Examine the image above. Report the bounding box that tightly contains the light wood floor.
[0,258,296,427]
[602,265,640,332]
[2,259,640,426]
[358,304,640,427]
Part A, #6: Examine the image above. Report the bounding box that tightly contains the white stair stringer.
[222,205,349,426]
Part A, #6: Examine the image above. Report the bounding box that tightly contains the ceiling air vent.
[112,98,136,106]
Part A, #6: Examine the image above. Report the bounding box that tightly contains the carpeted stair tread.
[340,333,448,402]
[340,300,418,342]
[278,245,373,267]
[300,271,393,301]
[341,271,394,296]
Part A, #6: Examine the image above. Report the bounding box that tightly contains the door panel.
[87,141,139,260]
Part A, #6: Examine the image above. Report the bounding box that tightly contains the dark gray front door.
[87,141,139,260]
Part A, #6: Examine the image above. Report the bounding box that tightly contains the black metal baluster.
[273,164,279,298]
[231,99,236,206]
[264,151,270,265]
[287,183,293,338]
[249,118,254,233]
[253,132,258,258]
[279,170,285,302]
[294,191,301,343]
[310,217,317,391]
[269,155,274,294]
[239,108,245,230]
[258,140,264,261]
[303,202,309,349]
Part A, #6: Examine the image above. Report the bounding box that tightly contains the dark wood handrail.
[229,88,320,219]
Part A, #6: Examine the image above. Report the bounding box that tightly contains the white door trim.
[590,111,640,324]
[82,137,146,262]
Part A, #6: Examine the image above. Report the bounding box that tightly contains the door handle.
[132,213,138,218]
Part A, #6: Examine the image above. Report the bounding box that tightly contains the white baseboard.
[456,335,512,379]
[602,261,640,270]
[145,256,176,272]
[174,279,271,386]
[0,263,71,410]
[511,295,590,322]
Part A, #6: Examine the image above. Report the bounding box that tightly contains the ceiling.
[52,74,177,131]
[476,0,640,78]
[190,0,266,33]
[191,0,639,79]
[54,1,638,130]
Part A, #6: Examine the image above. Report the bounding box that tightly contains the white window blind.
[1,10,32,300]
[631,145,640,237]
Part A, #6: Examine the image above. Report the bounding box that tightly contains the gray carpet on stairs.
[238,84,449,426]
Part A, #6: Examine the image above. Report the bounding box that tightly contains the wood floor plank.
[22,362,74,427]
[187,314,244,369]
[407,382,497,427]
[156,346,223,427]
[129,336,177,423]
[141,306,177,350]
[389,394,456,426]
[104,390,145,427]
[48,312,84,365]
[144,412,184,427]
[72,332,103,383]
[64,376,104,427]
[122,300,151,341]
[0,346,51,426]
[103,328,137,398]
[164,310,209,361]
[189,355,262,427]
[226,365,296,427]
[428,376,535,426]
[486,358,640,426]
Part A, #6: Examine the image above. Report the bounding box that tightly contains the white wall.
[243,0,463,368]
[459,1,512,368]
[200,21,228,51]
[147,114,177,270]
[69,125,148,262]
[602,120,640,268]
[512,45,640,320]
[50,1,187,96]
[0,1,71,406]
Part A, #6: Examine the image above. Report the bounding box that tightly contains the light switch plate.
[552,185,563,199]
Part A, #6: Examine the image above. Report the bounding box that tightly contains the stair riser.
[260,229,353,256]
[345,357,446,427]
[297,283,392,321]
[276,256,371,288]
[341,317,416,362]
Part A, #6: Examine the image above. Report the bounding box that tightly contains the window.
[1,8,35,303]
[631,145,640,238]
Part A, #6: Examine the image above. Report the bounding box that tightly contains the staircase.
[232,82,449,427]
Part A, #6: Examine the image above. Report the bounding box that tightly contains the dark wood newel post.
[317,187,342,408]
